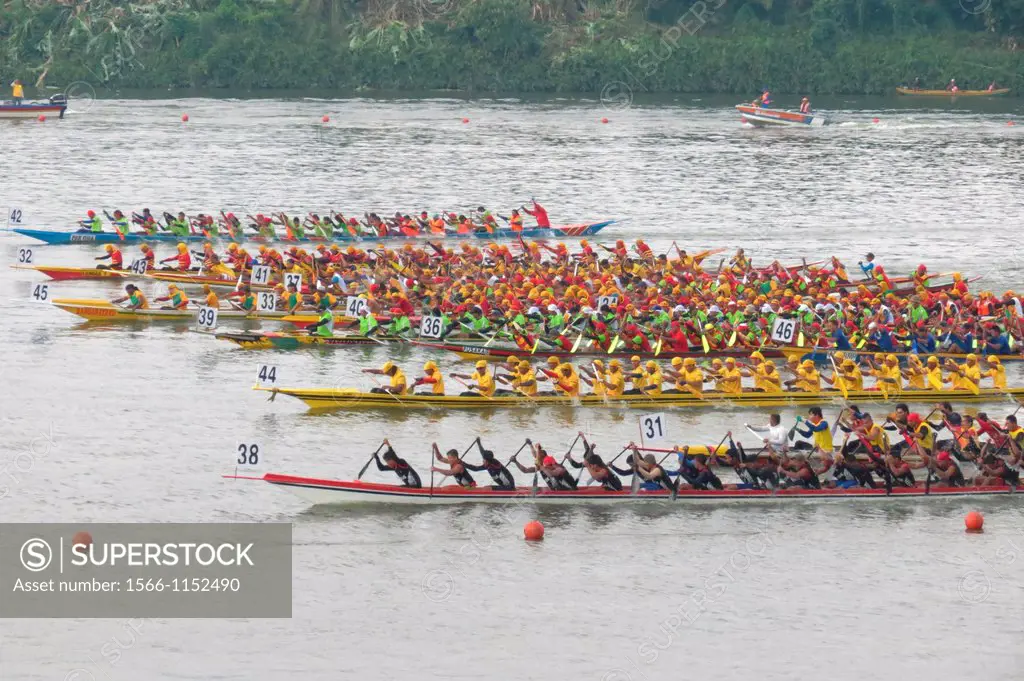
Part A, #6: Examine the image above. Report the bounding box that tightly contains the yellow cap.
[592,359,604,367]
[801,359,815,368]
[725,357,736,365]
[609,359,621,368]
[886,354,897,363]
[382,361,394,373]
[966,353,977,361]
[671,357,683,366]
[987,356,1001,364]
[423,361,437,371]
[475,360,488,369]
[927,356,939,364]
[750,351,764,361]
[518,361,530,371]
[631,355,641,362]
[547,356,559,366]
[646,361,657,370]
[684,358,696,366]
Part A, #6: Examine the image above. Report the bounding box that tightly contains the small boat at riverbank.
[896,87,1010,97]
[12,221,614,246]
[227,472,1016,505]
[0,94,67,119]
[735,105,825,128]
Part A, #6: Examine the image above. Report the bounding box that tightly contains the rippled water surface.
[1,95,1023,680]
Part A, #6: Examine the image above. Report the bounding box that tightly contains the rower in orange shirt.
[522,200,550,228]
[160,243,192,271]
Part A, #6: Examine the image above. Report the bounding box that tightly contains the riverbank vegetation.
[2,0,1022,94]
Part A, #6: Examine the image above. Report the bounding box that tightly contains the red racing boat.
[227,472,1017,506]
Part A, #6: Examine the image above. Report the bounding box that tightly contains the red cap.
[936,451,950,462]
[907,413,921,425]
[542,456,557,467]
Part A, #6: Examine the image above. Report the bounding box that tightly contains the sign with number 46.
[770,318,797,344]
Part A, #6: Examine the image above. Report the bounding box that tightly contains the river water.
[1,95,1023,680]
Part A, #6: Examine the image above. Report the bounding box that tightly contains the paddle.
[357,441,389,479]
[828,353,848,400]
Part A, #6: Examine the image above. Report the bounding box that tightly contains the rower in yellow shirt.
[580,359,606,396]
[603,359,626,397]
[718,357,743,394]
[982,356,1005,389]
[879,354,903,394]
[924,356,943,389]
[11,79,24,105]
[793,360,820,392]
[677,357,705,396]
[412,361,445,395]
[363,361,407,395]
[451,360,496,397]
[642,361,663,397]
[903,355,926,389]
[626,355,647,395]
[202,284,219,309]
[757,361,782,393]
[944,355,980,392]
[553,364,580,397]
[511,361,538,397]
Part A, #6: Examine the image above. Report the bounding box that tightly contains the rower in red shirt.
[139,244,155,269]
[95,244,123,270]
[522,200,550,228]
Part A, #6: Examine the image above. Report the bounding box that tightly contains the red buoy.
[37,114,46,122]
[601,117,609,124]
[524,520,544,541]
[72,530,93,548]
[1009,121,1016,126]
[181,113,189,123]
[322,115,330,123]
[462,118,469,124]
[872,117,880,124]
[965,511,984,532]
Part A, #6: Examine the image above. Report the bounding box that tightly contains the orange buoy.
[872,117,880,123]
[461,118,469,124]
[601,117,609,124]
[72,530,93,548]
[523,520,544,541]
[965,511,984,532]
[322,115,330,123]
[37,114,46,122]
[181,113,189,123]
[1009,121,1016,126]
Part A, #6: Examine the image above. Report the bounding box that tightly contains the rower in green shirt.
[306,301,335,337]
[358,309,380,336]
[387,308,411,336]
[169,212,190,237]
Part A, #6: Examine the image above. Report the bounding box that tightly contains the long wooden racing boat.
[13,221,614,246]
[215,330,403,349]
[255,385,1024,412]
[735,105,826,128]
[12,265,132,281]
[781,346,1024,365]
[411,340,785,362]
[896,87,1010,97]
[227,473,1016,505]
[51,298,296,322]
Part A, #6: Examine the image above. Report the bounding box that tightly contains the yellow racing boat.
[780,346,1024,364]
[255,385,1024,413]
[51,298,298,323]
[13,265,132,282]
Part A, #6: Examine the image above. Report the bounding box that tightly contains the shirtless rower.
[462,440,515,491]
[778,451,821,489]
[431,444,476,487]
[565,447,623,491]
[373,440,423,488]
[510,441,577,490]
